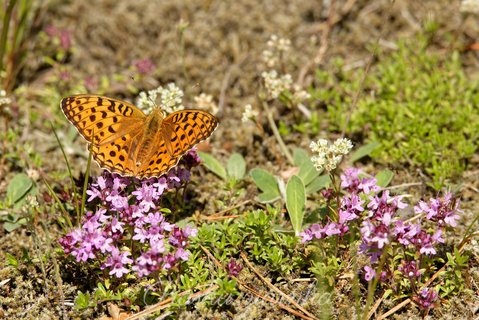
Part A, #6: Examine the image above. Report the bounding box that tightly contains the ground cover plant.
[1,1,479,319]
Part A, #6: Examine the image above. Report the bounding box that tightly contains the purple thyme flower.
[300,223,325,243]
[227,258,243,276]
[299,228,314,243]
[60,162,197,279]
[132,182,160,212]
[414,192,461,227]
[83,76,98,91]
[103,247,133,278]
[342,193,365,212]
[339,209,358,224]
[358,177,380,194]
[398,260,421,279]
[153,177,168,194]
[86,176,107,202]
[45,25,72,50]
[134,58,156,75]
[340,168,362,192]
[415,287,438,310]
[321,188,334,200]
[163,254,177,270]
[59,30,72,50]
[181,148,202,168]
[175,248,190,261]
[364,265,376,281]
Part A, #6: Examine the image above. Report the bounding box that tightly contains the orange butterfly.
[61,94,218,178]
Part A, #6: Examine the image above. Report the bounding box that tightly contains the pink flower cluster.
[300,168,381,242]
[133,58,156,75]
[301,168,460,260]
[59,150,200,278]
[45,25,72,50]
[300,168,462,309]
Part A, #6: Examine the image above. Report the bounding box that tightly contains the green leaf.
[6,173,33,205]
[293,148,310,166]
[4,218,27,232]
[305,174,331,194]
[227,153,246,180]
[286,175,305,236]
[298,160,319,187]
[198,152,227,180]
[350,141,381,163]
[6,253,18,268]
[294,147,319,186]
[257,192,281,203]
[250,168,280,194]
[74,291,91,310]
[250,168,281,203]
[375,169,394,187]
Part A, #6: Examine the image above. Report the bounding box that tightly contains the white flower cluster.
[260,35,310,106]
[292,84,311,105]
[136,83,184,114]
[241,104,258,123]
[460,0,479,13]
[262,35,291,68]
[194,93,218,114]
[310,138,353,172]
[0,90,12,106]
[261,70,292,99]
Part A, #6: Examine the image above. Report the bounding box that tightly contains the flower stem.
[261,100,294,165]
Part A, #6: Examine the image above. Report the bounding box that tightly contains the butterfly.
[61,94,218,178]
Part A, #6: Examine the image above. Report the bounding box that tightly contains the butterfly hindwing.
[136,135,182,178]
[89,129,144,176]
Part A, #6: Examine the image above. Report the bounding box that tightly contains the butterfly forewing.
[162,110,219,157]
[61,95,146,144]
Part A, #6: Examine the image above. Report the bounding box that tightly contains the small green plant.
[250,147,330,203]
[193,207,304,278]
[249,147,330,236]
[250,143,386,235]
[0,173,37,231]
[198,151,246,185]
[74,281,137,311]
[197,151,247,209]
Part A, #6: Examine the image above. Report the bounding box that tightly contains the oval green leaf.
[375,169,394,187]
[250,168,280,195]
[198,152,227,180]
[305,174,331,194]
[286,175,305,236]
[6,173,33,205]
[350,141,381,163]
[227,153,246,180]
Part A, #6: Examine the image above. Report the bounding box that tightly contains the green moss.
[312,37,479,189]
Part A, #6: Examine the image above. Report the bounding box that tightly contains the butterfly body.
[61,94,218,178]
[134,108,164,167]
